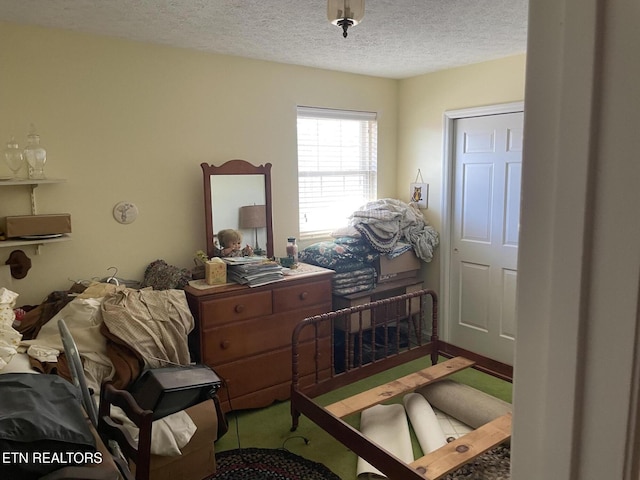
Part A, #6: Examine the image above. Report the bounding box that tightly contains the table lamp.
[239,205,267,255]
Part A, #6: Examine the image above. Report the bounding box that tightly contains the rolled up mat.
[415,379,512,440]
[356,403,414,478]
[403,393,447,454]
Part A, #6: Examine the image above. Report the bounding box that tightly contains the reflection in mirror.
[201,160,273,259]
[238,203,267,254]
[211,175,265,250]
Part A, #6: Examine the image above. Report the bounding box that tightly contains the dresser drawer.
[201,291,272,328]
[273,279,332,313]
[214,339,332,400]
[202,305,331,365]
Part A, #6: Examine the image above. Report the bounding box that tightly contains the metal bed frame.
[290,289,513,480]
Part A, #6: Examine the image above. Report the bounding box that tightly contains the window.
[296,106,377,239]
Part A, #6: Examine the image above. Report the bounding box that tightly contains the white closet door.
[449,112,523,365]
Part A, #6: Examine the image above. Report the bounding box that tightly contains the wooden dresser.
[185,263,334,412]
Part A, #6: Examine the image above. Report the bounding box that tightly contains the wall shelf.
[0,178,67,187]
[1,234,71,248]
[0,178,70,254]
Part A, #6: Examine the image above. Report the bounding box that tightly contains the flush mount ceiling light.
[327,0,365,38]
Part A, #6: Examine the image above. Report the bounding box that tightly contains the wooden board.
[410,413,512,480]
[325,356,475,418]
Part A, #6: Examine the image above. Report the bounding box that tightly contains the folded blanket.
[299,238,378,272]
[333,282,376,296]
[332,272,376,287]
[332,266,377,296]
[386,241,413,259]
[333,268,376,285]
[349,198,439,262]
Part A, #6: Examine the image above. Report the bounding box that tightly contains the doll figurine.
[215,229,254,257]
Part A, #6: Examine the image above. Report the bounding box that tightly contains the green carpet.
[214,356,512,479]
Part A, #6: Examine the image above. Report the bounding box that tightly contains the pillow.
[0,374,97,479]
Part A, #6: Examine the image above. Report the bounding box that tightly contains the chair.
[58,318,99,427]
[98,383,220,480]
[57,319,222,480]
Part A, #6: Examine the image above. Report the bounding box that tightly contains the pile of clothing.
[349,198,439,262]
[5,282,200,457]
[300,198,439,296]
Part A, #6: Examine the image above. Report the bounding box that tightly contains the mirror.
[202,160,274,259]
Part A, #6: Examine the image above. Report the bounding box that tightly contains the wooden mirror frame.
[201,160,274,259]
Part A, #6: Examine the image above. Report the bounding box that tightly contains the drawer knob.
[234,304,245,313]
[220,340,231,349]
[299,291,308,300]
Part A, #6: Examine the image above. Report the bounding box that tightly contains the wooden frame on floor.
[290,289,513,480]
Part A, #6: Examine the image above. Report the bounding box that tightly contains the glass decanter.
[23,125,47,179]
[3,136,24,179]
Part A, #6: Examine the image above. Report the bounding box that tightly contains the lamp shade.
[239,205,267,229]
[327,0,365,26]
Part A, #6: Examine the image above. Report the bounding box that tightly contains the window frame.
[296,106,378,240]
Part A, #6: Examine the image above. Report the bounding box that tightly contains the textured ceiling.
[0,0,529,79]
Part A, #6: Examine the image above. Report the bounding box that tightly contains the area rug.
[443,444,510,480]
[207,447,341,480]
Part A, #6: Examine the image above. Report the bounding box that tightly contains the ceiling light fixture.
[327,0,365,38]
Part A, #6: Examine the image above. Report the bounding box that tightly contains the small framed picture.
[410,183,429,208]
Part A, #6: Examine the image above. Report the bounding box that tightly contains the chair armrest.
[98,382,154,480]
[99,383,149,421]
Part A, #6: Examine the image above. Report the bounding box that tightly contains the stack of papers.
[225,258,285,287]
[221,256,269,265]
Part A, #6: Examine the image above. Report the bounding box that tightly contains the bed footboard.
[290,289,513,479]
[290,289,438,429]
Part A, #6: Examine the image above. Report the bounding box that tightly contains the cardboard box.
[4,214,72,238]
[376,249,421,283]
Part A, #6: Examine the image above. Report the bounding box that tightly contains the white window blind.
[297,106,377,239]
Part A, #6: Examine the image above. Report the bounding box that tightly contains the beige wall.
[397,54,526,291]
[0,22,398,304]
[0,22,526,307]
